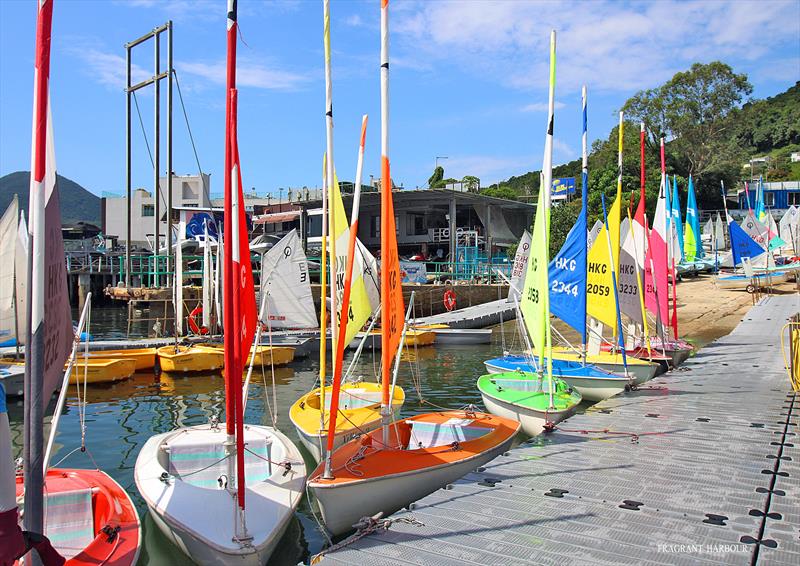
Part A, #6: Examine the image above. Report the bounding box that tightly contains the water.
[7,307,527,565]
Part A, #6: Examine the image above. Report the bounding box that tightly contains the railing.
[783,314,800,392]
[305,258,513,284]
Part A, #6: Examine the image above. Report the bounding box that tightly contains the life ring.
[443,289,457,311]
[188,305,209,335]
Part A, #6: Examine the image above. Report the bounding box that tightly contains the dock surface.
[318,294,799,565]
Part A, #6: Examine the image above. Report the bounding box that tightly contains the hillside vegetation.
[0,171,101,224]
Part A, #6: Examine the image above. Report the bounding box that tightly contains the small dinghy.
[135,423,305,565]
[85,348,157,371]
[0,362,24,397]
[413,324,493,345]
[484,355,631,402]
[290,381,404,462]
[546,346,658,383]
[308,410,520,536]
[478,372,582,436]
[136,14,307,562]
[70,357,136,385]
[15,468,141,565]
[156,345,224,374]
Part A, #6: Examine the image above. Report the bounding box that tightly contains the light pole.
[435,156,448,171]
[279,187,284,209]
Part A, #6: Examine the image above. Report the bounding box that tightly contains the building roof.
[296,188,535,211]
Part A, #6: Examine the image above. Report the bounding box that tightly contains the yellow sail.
[520,187,549,362]
[586,188,621,329]
[330,169,372,347]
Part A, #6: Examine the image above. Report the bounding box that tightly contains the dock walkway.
[319,294,799,565]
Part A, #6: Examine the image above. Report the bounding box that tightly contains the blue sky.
[1,0,798,199]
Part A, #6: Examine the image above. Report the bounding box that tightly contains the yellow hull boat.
[368,329,436,347]
[86,348,157,371]
[69,357,136,384]
[156,345,225,373]
[289,381,405,462]
[246,345,295,367]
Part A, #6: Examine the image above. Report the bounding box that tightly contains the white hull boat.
[135,423,306,566]
[427,328,492,345]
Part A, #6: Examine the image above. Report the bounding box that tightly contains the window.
[765,192,775,207]
[406,213,426,236]
[142,204,154,217]
[789,192,800,206]
[370,215,380,238]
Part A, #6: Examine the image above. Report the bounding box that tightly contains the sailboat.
[479,42,582,434]
[8,3,141,564]
[307,1,519,537]
[290,9,402,462]
[135,4,306,564]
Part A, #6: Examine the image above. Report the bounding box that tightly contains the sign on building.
[552,177,576,197]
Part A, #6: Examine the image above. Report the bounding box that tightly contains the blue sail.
[671,176,685,261]
[549,93,588,344]
[685,176,704,259]
[549,205,587,339]
[729,219,765,266]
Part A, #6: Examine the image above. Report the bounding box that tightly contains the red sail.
[30,0,71,406]
[228,89,256,510]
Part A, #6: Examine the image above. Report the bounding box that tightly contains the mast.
[324,115,368,479]
[379,0,405,445]
[580,85,588,362]
[380,0,391,444]
[541,30,556,409]
[323,0,339,392]
[318,154,328,445]
[223,0,237,447]
[609,113,629,374]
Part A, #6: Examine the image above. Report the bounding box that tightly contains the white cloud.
[437,155,533,185]
[70,47,150,90]
[344,14,364,28]
[521,101,566,113]
[179,59,309,91]
[393,0,800,94]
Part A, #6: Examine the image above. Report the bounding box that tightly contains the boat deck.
[413,298,517,329]
[318,293,799,565]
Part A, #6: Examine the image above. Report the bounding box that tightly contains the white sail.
[618,217,644,326]
[356,238,380,313]
[259,229,318,329]
[714,212,726,251]
[507,230,531,301]
[587,219,603,249]
[779,206,799,255]
[0,197,18,344]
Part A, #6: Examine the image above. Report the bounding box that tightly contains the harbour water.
[6,307,534,565]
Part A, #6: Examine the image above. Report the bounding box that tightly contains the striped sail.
[684,176,703,261]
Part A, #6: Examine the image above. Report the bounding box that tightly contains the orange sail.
[380,155,404,403]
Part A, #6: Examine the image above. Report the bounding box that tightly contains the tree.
[427,166,444,188]
[462,175,480,192]
[622,62,752,180]
[480,185,518,201]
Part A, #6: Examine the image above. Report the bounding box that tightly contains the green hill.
[0,171,100,224]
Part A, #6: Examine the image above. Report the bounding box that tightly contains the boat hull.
[289,382,405,462]
[135,424,306,566]
[0,363,25,397]
[477,374,581,436]
[70,358,136,384]
[429,328,492,345]
[156,345,224,373]
[483,358,631,402]
[15,468,141,566]
[308,411,520,537]
[86,348,157,371]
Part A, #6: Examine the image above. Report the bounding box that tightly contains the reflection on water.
[8,308,520,565]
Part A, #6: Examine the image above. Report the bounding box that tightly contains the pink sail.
[644,174,669,326]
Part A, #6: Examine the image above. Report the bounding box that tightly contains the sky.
[0,0,798,200]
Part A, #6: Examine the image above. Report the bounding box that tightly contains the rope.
[310,515,424,565]
[131,91,154,167]
[172,69,214,208]
[551,424,668,443]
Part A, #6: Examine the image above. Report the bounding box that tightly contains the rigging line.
[131,91,155,167]
[132,90,169,214]
[172,69,214,209]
